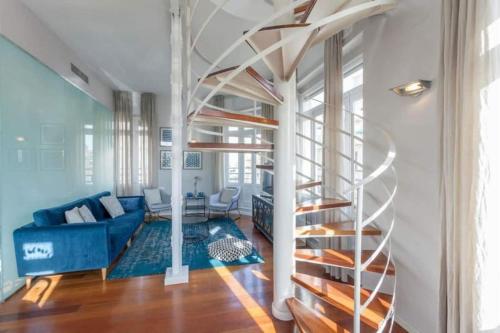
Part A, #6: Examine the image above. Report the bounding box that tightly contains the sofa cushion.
[111,210,144,229]
[87,192,112,221]
[79,205,97,222]
[209,202,228,210]
[100,196,125,219]
[144,188,162,205]
[220,188,237,204]
[33,198,89,227]
[65,207,84,224]
[106,212,142,261]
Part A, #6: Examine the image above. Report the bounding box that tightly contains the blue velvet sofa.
[13,192,144,283]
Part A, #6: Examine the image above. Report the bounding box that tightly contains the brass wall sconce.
[390,80,432,97]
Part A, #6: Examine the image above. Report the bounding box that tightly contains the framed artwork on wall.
[183,151,202,170]
[160,150,172,170]
[41,124,65,145]
[160,127,172,147]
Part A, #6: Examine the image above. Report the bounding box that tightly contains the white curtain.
[322,32,344,279]
[212,95,225,192]
[261,103,274,162]
[323,32,344,209]
[113,91,133,196]
[140,93,157,189]
[441,1,500,332]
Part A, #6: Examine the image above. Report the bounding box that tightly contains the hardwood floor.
[0,216,407,333]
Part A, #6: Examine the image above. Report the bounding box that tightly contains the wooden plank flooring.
[0,216,407,333]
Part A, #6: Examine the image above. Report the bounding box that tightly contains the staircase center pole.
[272,74,297,321]
[165,0,189,286]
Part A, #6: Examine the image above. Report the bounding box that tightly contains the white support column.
[272,74,296,321]
[165,0,189,286]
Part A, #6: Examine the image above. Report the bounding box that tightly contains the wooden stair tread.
[310,0,397,47]
[296,180,322,190]
[189,107,278,129]
[286,297,350,333]
[294,249,395,275]
[245,24,316,81]
[294,1,313,15]
[201,66,283,105]
[256,164,274,170]
[292,273,392,330]
[296,198,351,213]
[296,221,381,237]
[188,142,273,152]
[297,0,318,23]
[300,0,348,24]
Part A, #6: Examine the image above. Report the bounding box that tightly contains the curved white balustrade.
[188,0,310,113]
[189,0,399,331]
[189,0,396,119]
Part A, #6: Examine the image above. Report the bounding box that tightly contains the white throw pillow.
[99,196,125,219]
[220,188,237,204]
[144,188,162,205]
[65,207,84,224]
[79,205,97,222]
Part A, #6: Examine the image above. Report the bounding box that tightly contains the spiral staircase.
[187,0,398,332]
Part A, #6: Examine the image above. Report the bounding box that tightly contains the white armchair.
[208,186,241,219]
[143,188,171,221]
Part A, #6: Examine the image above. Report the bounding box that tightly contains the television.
[262,172,273,196]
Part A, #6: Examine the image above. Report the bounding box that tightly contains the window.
[343,65,364,183]
[297,61,364,201]
[224,126,260,186]
[83,124,94,185]
[297,89,324,192]
[223,105,264,210]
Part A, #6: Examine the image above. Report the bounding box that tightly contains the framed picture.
[160,127,172,147]
[160,150,172,170]
[183,151,202,170]
[40,149,65,171]
[41,124,65,145]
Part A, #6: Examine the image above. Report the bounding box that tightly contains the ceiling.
[20,0,298,96]
[22,0,171,94]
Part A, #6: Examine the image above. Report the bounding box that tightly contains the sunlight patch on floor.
[252,269,270,281]
[214,266,276,332]
[22,275,62,308]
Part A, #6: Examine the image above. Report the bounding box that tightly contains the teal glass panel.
[0,36,114,300]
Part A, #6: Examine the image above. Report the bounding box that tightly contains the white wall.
[359,1,442,332]
[156,94,215,198]
[0,0,113,109]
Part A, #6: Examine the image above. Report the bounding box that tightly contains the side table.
[184,196,206,217]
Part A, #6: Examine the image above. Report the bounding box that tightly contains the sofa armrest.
[118,196,145,212]
[13,223,110,277]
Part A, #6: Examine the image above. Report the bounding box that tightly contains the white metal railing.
[189,1,398,332]
[188,0,311,114]
[189,0,397,120]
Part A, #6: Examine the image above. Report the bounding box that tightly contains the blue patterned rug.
[108,217,264,280]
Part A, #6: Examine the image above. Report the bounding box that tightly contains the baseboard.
[395,314,420,333]
[240,208,252,216]
[1,278,26,303]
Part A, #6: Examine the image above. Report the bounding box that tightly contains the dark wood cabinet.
[252,195,273,242]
